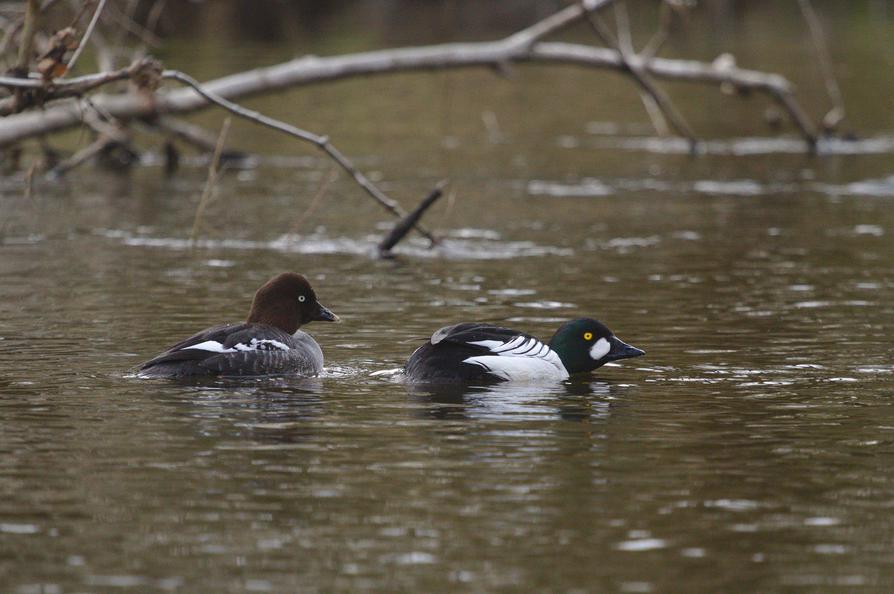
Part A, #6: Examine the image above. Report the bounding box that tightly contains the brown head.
[246,272,338,334]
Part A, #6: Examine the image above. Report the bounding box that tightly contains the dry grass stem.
[189,117,231,245]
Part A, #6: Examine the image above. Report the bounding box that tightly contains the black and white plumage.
[139,272,337,378]
[407,323,568,382]
[405,319,644,384]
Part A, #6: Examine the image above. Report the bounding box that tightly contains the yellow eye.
[583,332,593,341]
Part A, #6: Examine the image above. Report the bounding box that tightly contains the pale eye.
[298,295,306,303]
[583,332,593,341]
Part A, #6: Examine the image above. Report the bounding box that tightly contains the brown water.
[3,3,894,593]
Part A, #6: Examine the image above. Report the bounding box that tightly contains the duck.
[404,318,643,383]
[138,272,338,378]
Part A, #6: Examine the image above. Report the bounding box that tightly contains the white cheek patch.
[589,337,610,360]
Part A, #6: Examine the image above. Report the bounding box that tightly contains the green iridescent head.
[548,318,644,375]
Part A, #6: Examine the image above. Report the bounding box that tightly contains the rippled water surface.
[3,3,894,593]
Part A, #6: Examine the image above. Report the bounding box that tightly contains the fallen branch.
[0,4,818,148]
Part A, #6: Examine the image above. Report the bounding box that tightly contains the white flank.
[463,355,569,381]
[589,337,611,360]
[183,340,230,353]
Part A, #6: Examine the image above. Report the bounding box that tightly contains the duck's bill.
[606,336,645,362]
[315,303,340,322]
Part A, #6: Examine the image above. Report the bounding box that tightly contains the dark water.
[3,3,894,593]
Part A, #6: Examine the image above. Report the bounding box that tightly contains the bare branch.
[48,135,111,177]
[797,0,845,131]
[0,59,151,115]
[585,3,698,150]
[641,0,676,60]
[152,116,247,158]
[0,2,819,150]
[66,0,108,75]
[162,70,439,244]
[105,2,162,48]
[15,0,40,72]
[503,0,615,50]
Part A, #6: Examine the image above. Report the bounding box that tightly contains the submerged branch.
[378,181,447,258]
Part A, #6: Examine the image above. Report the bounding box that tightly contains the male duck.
[405,318,643,383]
[139,272,338,378]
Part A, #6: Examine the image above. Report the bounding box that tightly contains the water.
[3,2,894,592]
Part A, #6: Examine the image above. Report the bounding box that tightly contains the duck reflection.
[406,377,629,423]
[147,375,327,444]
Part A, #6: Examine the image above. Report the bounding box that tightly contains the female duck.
[405,318,643,383]
[139,272,338,378]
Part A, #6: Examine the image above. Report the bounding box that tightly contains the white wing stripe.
[183,340,230,353]
[462,334,568,379]
[181,338,290,354]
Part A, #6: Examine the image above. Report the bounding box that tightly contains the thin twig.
[146,0,167,34]
[105,2,162,47]
[503,0,616,51]
[10,0,41,114]
[15,0,40,72]
[24,159,37,199]
[292,167,338,232]
[613,2,669,135]
[797,0,845,131]
[585,3,697,150]
[152,116,247,158]
[66,0,108,75]
[0,58,152,115]
[769,87,818,152]
[48,136,111,177]
[190,117,231,244]
[641,0,674,60]
[162,69,439,245]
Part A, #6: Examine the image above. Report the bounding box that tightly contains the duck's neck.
[246,300,299,334]
[548,337,590,375]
